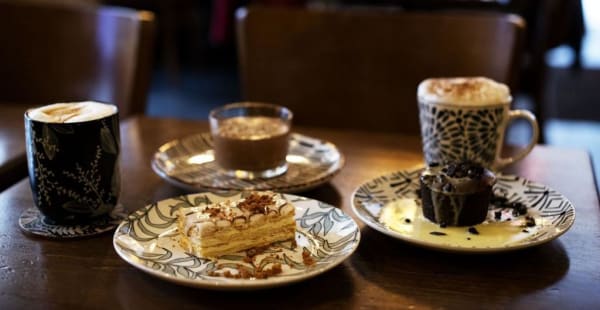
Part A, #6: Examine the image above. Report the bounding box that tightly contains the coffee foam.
[418,77,511,105]
[27,101,117,123]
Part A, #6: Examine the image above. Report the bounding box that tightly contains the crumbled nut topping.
[197,193,279,222]
[302,248,316,266]
[207,242,315,280]
[208,263,280,280]
[204,206,222,217]
[207,245,284,279]
[238,194,275,215]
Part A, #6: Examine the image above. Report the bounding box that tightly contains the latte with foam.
[27,101,117,123]
[417,76,539,170]
[418,77,511,106]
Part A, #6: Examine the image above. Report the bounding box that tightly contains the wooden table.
[1,116,599,309]
[0,104,28,191]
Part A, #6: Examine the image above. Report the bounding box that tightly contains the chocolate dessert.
[420,162,496,226]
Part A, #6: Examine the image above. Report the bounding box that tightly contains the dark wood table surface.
[1,115,599,309]
[0,104,28,190]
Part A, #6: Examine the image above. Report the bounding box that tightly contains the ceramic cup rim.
[417,96,512,109]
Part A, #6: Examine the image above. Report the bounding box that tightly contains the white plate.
[351,168,575,253]
[113,191,360,290]
[152,132,344,193]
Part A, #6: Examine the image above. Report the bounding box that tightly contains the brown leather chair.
[0,1,156,118]
[236,6,525,133]
[0,1,155,191]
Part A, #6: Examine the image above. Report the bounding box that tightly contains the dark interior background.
[24,0,600,187]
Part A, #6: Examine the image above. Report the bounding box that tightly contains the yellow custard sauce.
[378,198,545,249]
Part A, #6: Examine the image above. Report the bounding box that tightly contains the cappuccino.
[24,101,121,223]
[417,76,538,170]
[27,101,117,123]
[418,77,511,106]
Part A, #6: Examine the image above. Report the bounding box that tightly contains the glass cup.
[209,102,292,179]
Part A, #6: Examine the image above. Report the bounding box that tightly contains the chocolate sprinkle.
[525,216,536,227]
[468,227,480,235]
[514,202,528,215]
[430,231,447,236]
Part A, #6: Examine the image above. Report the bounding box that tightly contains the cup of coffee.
[25,101,121,223]
[417,77,539,170]
[209,102,292,179]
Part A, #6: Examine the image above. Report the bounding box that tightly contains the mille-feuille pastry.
[177,192,295,258]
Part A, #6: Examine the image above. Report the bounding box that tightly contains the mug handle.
[495,109,539,169]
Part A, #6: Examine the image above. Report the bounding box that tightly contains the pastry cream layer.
[181,217,295,258]
[177,192,296,258]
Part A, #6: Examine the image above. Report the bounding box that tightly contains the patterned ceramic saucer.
[113,191,360,290]
[151,132,344,193]
[19,204,127,239]
[351,168,575,253]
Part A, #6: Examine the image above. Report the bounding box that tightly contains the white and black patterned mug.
[417,77,539,170]
[25,101,121,224]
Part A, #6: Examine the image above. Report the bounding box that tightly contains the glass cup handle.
[495,109,539,169]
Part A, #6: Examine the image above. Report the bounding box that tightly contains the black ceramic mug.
[24,102,121,223]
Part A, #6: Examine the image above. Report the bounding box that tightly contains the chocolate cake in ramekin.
[420,162,496,226]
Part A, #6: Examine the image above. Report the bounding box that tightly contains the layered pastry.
[420,162,496,226]
[177,192,296,258]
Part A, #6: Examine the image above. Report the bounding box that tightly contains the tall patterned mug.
[25,101,121,223]
[417,77,539,170]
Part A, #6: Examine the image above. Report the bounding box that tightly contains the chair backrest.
[0,1,155,118]
[236,6,525,133]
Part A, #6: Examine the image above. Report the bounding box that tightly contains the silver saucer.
[152,132,344,193]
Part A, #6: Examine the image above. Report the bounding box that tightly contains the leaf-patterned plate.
[351,168,575,253]
[113,191,360,290]
[151,132,344,193]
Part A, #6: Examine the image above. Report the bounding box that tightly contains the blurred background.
[140,0,600,185]
[8,0,600,185]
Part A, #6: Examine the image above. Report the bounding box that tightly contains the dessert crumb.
[468,227,480,235]
[302,248,316,266]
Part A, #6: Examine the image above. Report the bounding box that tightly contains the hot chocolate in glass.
[209,102,292,179]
